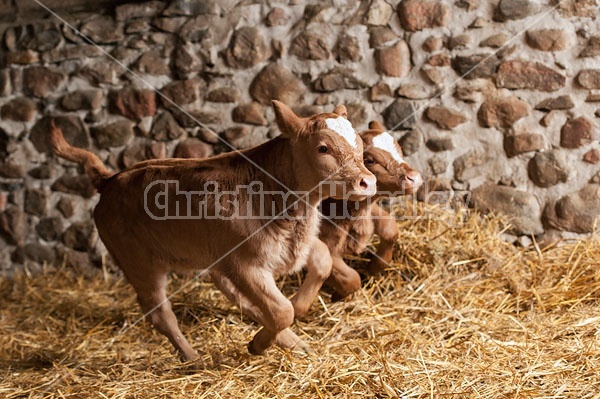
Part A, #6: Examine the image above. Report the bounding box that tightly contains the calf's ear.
[333,105,348,118]
[368,120,385,131]
[272,100,306,138]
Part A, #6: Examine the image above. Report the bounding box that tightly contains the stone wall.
[1,0,599,272]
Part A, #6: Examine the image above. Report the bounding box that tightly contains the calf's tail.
[49,119,114,189]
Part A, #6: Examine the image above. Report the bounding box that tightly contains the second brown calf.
[319,121,423,300]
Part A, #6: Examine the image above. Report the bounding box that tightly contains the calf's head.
[272,100,376,201]
[359,121,422,195]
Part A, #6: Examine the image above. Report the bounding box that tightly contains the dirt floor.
[1,203,600,398]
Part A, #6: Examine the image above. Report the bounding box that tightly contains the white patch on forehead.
[325,117,358,148]
[372,132,405,164]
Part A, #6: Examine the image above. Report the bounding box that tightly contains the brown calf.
[319,121,422,300]
[50,101,376,361]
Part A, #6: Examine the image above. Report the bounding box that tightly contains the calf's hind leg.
[132,272,199,362]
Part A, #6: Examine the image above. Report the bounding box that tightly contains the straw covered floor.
[1,202,600,398]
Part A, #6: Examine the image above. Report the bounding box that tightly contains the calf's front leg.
[230,268,295,355]
[290,239,333,319]
[325,255,362,301]
[211,272,312,353]
[366,203,398,275]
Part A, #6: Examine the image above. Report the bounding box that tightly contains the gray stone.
[426,137,454,152]
[30,116,90,155]
[535,95,574,111]
[477,96,531,129]
[371,82,393,101]
[480,33,510,48]
[471,183,543,235]
[62,221,95,252]
[174,138,214,159]
[0,205,26,245]
[136,50,171,75]
[160,78,204,110]
[61,89,103,111]
[52,174,96,199]
[334,34,362,63]
[171,108,221,128]
[528,150,569,188]
[526,29,569,51]
[545,185,600,233]
[28,165,54,180]
[207,87,239,103]
[496,61,566,92]
[580,36,600,57]
[313,67,368,92]
[25,189,47,217]
[291,32,330,60]
[383,99,417,130]
[23,66,66,98]
[369,27,397,48]
[80,15,124,44]
[365,0,393,25]
[232,103,267,126]
[91,120,135,149]
[109,87,157,120]
[173,44,201,78]
[504,133,545,157]
[6,50,40,64]
[116,1,166,20]
[425,106,467,130]
[0,69,10,97]
[560,117,598,149]
[224,27,270,68]
[398,129,422,155]
[121,138,166,168]
[152,16,188,33]
[397,84,434,100]
[42,44,103,63]
[397,0,451,31]
[375,40,410,77]
[17,243,56,265]
[151,112,186,141]
[163,0,218,16]
[494,0,541,21]
[453,149,490,182]
[583,149,600,164]
[56,197,75,218]
[1,97,36,122]
[78,62,118,85]
[36,217,63,241]
[428,156,448,174]
[223,126,251,143]
[266,7,288,27]
[448,34,471,50]
[577,69,600,89]
[451,54,499,80]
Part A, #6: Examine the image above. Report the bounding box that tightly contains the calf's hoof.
[248,338,266,356]
[366,258,389,275]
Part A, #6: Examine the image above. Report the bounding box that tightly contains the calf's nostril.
[359,179,368,189]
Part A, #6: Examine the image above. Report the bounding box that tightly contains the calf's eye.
[318,145,328,153]
[365,157,375,164]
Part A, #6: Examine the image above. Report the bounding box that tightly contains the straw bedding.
[1,202,600,398]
